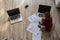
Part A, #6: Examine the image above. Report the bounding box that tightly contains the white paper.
[32,31,42,40]
[26,23,40,35]
[28,14,40,23]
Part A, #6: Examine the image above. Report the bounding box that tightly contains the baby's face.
[45,11,50,18]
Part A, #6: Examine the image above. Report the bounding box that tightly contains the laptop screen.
[38,5,51,13]
[7,8,20,16]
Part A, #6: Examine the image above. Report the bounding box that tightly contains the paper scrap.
[26,23,40,35]
[32,31,42,40]
[28,14,40,23]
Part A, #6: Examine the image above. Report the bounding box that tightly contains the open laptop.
[7,8,22,24]
[38,5,51,17]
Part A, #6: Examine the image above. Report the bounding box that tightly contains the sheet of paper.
[26,23,40,35]
[28,14,40,23]
[32,31,42,40]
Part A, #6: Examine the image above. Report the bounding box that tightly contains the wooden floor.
[0,0,60,40]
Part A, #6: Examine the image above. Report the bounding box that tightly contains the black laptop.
[7,8,22,24]
[7,8,20,20]
[38,5,51,17]
[38,5,51,13]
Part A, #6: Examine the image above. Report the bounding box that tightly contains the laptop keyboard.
[10,16,22,24]
[10,14,20,20]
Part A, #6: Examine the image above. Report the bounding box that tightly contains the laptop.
[7,8,22,24]
[38,5,51,17]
